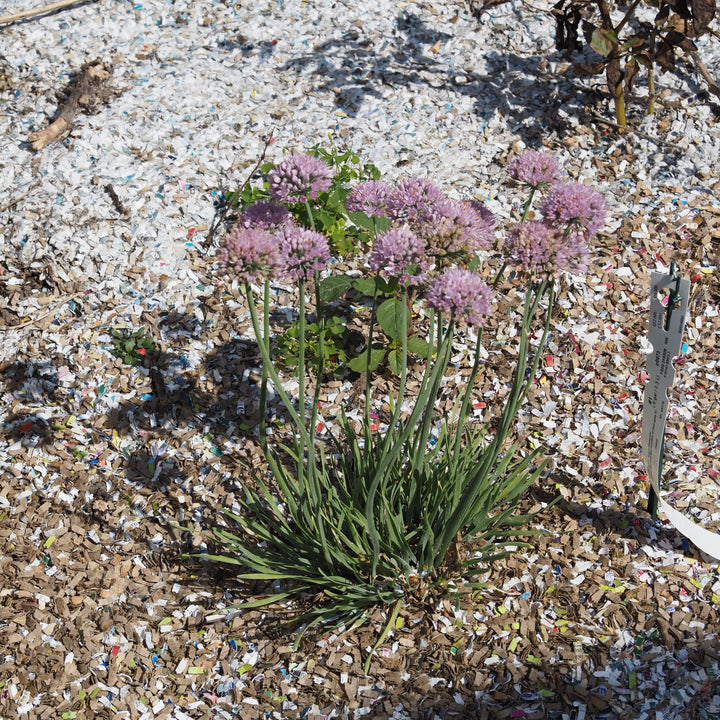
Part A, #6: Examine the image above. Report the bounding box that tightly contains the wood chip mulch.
[2,184,720,720]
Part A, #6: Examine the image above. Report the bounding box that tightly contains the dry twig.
[28,60,115,151]
[688,50,720,101]
[589,113,686,150]
[204,132,275,247]
[0,188,36,214]
[0,0,96,25]
[0,293,83,331]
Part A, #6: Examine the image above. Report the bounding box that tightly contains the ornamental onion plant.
[207,150,606,659]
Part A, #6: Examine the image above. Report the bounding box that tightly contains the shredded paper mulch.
[1,0,720,718]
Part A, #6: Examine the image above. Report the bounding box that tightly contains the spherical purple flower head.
[369,228,431,287]
[416,199,494,256]
[237,200,292,230]
[220,226,280,284]
[425,268,493,326]
[556,233,590,275]
[469,199,496,232]
[540,182,606,235]
[385,178,446,223]
[507,151,563,189]
[276,224,330,281]
[269,154,335,204]
[505,221,563,276]
[345,180,392,216]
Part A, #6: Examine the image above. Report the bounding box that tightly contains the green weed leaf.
[352,277,381,297]
[319,275,353,302]
[387,348,403,375]
[406,334,431,357]
[377,298,406,341]
[347,345,386,373]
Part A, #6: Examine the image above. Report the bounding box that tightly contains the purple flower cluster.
[505,221,590,276]
[269,154,335,204]
[363,177,496,260]
[345,180,391,216]
[276,225,330,281]
[508,151,563,189]
[425,268,493,325]
[385,178,445,223]
[222,195,332,283]
[504,221,562,276]
[220,227,280,284]
[415,198,494,256]
[369,228,431,286]
[556,234,590,275]
[237,200,291,230]
[499,151,604,276]
[220,148,602,293]
[469,200,496,231]
[540,182,606,236]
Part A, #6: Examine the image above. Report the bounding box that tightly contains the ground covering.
[1,0,720,718]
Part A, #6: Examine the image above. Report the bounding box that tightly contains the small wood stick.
[205,131,275,247]
[0,0,96,25]
[0,187,35,213]
[689,50,720,101]
[28,60,112,151]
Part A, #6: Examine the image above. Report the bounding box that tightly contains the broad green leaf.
[352,277,381,297]
[347,346,386,373]
[328,186,345,207]
[621,35,645,51]
[319,274,353,302]
[387,348,403,375]
[347,211,377,231]
[377,298,406,341]
[376,216,391,232]
[315,210,336,230]
[406,334,431,357]
[347,211,391,234]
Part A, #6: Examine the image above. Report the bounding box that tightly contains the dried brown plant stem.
[590,114,685,150]
[0,0,95,25]
[688,50,720,101]
[647,30,656,115]
[28,60,113,151]
[612,85,627,128]
[0,188,35,213]
[0,293,83,331]
[205,132,275,247]
[594,0,626,126]
[614,0,642,34]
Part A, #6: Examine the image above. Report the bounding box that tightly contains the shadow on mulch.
[107,320,260,441]
[0,359,62,446]
[273,7,650,148]
[0,358,61,403]
[96,305,274,544]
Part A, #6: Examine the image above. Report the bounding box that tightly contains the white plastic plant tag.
[642,271,720,560]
